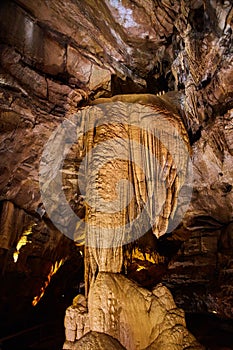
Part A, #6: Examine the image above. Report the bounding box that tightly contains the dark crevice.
[198,74,212,89]
[146,71,169,95]
[188,5,205,34]
[188,125,203,145]
[212,99,233,118]
[111,75,147,95]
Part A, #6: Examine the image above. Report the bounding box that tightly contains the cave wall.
[163,112,233,318]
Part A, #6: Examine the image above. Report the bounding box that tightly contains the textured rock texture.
[0,0,232,347]
[64,331,126,350]
[163,109,233,319]
[64,273,203,350]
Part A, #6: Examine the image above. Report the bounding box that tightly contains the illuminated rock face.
[38,93,191,290]
[64,274,204,350]
[70,95,191,291]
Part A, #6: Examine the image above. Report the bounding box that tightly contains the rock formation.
[38,93,192,289]
[67,331,126,350]
[0,0,232,348]
[60,94,201,349]
[64,274,203,350]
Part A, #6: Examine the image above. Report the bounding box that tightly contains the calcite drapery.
[76,94,191,287]
[39,93,191,290]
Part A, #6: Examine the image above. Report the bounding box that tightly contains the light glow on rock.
[32,259,64,306]
[13,224,34,263]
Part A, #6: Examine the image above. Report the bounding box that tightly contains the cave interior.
[0,0,233,349]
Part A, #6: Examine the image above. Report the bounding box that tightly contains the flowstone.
[63,273,204,350]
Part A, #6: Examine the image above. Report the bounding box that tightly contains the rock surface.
[64,273,204,350]
[0,1,232,346]
[162,109,233,319]
[64,331,126,350]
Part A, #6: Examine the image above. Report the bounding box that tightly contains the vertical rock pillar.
[64,94,195,349]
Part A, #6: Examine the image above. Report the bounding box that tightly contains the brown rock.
[43,35,65,75]
[67,46,92,84]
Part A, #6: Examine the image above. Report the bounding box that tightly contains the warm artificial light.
[32,259,64,306]
[13,224,34,263]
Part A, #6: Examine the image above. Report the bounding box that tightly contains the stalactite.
[74,94,191,294]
